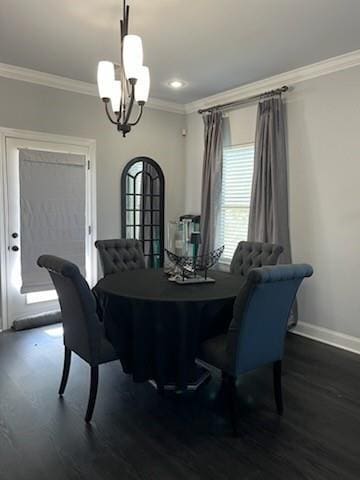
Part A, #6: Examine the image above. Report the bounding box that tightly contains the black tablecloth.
[94,269,245,388]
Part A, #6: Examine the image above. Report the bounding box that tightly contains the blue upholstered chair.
[95,238,146,277]
[199,263,313,435]
[37,255,119,423]
[230,241,283,276]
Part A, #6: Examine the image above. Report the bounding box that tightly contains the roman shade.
[19,149,86,293]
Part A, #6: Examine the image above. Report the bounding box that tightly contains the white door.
[1,132,97,329]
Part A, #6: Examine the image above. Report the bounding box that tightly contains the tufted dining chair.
[95,238,146,277]
[199,263,313,436]
[230,241,283,276]
[37,255,120,423]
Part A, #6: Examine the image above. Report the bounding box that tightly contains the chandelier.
[97,0,150,137]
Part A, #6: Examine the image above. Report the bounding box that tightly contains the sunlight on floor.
[44,326,63,337]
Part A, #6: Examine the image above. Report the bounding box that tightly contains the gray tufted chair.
[199,263,313,435]
[37,255,119,423]
[230,241,283,277]
[95,239,146,277]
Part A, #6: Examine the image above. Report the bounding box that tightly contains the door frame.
[0,127,97,331]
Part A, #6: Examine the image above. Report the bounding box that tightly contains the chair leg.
[85,366,99,423]
[273,360,284,415]
[58,347,71,396]
[223,372,239,437]
[156,383,165,396]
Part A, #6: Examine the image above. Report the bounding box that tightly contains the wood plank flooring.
[0,325,359,480]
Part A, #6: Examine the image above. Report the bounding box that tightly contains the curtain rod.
[198,85,289,114]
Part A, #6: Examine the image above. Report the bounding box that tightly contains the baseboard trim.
[292,321,360,355]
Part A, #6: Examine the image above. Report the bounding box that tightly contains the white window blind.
[218,144,255,263]
[19,149,86,293]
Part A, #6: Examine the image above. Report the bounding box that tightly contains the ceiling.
[1,0,360,104]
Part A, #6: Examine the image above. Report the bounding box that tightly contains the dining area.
[37,237,312,436]
[2,1,360,477]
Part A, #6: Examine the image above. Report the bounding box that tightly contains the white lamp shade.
[135,66,150,103]
[123,35,143,80]
[110,81,122,112]
[97,61,115,99]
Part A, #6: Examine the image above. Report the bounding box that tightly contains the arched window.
[121,157,165,268]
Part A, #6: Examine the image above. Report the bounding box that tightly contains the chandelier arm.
[123,82,136,125]
[104,102,119,125]
[120,19,124,40]
[129,104,144,126]
[125,2,129,35]
[117,90,123,123]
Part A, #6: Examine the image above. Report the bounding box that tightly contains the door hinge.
[87,160,90,170]
[88,225,92,235]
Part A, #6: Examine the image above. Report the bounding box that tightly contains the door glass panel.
[126,226,135,238]
[126,194,134,210]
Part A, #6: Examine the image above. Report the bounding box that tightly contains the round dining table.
[94,268,245,390]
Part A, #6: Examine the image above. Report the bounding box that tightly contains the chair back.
[37,255,103,365]
[95,238,145,276]
[230,241,283,276]
[227,264,313,375]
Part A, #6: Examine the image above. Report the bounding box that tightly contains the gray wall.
[184,66,360,340]
[2,66,360,342]
[0,77,186,241]
[287,67,360,339]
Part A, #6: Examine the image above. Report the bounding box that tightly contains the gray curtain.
[248,95,297,326]
[200,111,223,255]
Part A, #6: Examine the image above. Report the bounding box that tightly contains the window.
[26,290,58,305]
[219,144,255,263]
[121,157,165,268]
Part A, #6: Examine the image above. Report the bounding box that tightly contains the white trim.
[0,127,97,331]
[0,63,96,96]
[0,131,8,332]
[0,127,96,147]
[87,140,98,287]
[2,49,360,116]
[0,63,185,115]
[146,97,185,115]
[292,321,360,356]
[185,49,360,113]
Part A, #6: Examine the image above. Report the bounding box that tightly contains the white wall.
[0,77,186,241]
[184,66,360,341]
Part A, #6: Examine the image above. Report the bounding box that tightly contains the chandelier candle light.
[97,0,150,137]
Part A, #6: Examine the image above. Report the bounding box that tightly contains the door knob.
[11,246,19,252]
[12,233,19,238]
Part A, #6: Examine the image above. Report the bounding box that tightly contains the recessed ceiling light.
[168,80,187,89]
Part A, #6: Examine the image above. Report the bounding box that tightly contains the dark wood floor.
[0,326,359,480]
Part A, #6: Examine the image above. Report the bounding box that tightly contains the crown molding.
[146,97,185,114]
[185,49,360,114]
[0,62,185,115]
[0,62,97,96]
[1,48,360,116]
